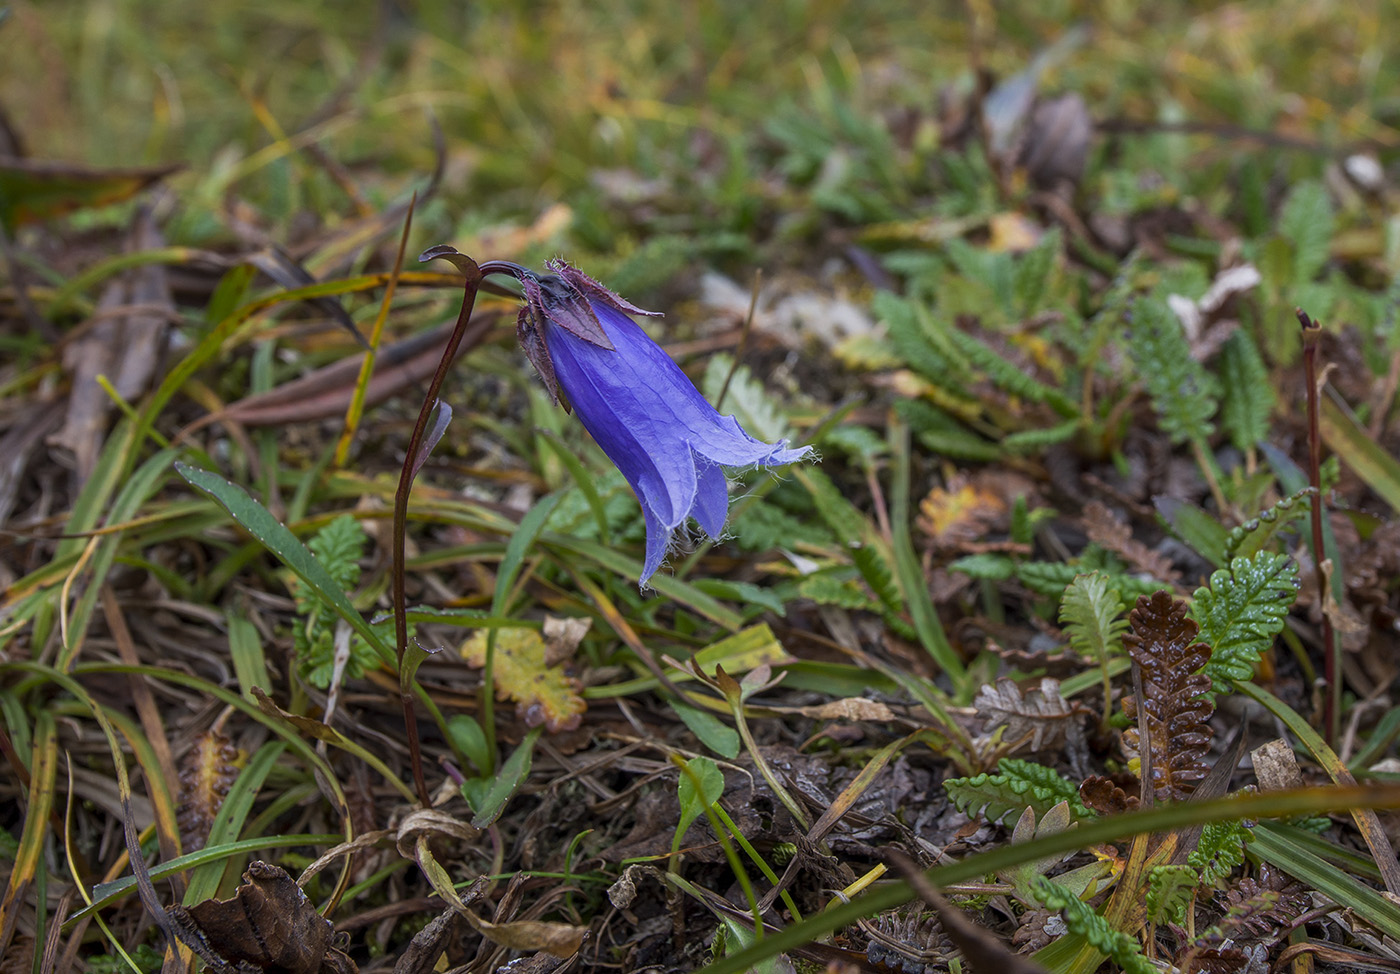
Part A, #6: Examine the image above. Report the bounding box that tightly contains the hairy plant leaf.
[1218,330,1274,452]
[1193,552,1299,694]
[460,628,586,732]
[1122,591,1215,802]
[1128,295,1217,444]
[944,758,1093,824]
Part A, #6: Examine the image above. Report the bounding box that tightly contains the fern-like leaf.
[946,327,1079,417]
[1188,819,1252,889]
[1122,591,1215,802]
[1146,863,1198,925]
[306,514,367,592]
[1218,330,1274,452]
[943,758,1092,824]
[796,571,875,611]
[1060,573,1128,664]
[293,515,392,689]
[1278,180,1334,282]
[1128,294,1218,444]
[1193,552,1299,694]
[1031,876,1157,974]
[878,290,962,391]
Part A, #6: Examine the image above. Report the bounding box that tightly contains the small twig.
[1298,309,1340,744]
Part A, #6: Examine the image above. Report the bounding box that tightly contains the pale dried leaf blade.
[461,912,587,959]
[974,677,1087,754]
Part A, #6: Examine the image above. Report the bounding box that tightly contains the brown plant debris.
[1121,591,1216,802]
[1077,775,1140,815]
[167,860,357,974]
[1082,500,1181,584]
[974,677,1088,767]
[176,728,241,852]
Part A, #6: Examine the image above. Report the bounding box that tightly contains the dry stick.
[392,255,486,809]
[1298,309,1340,745]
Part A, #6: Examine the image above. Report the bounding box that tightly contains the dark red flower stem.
[392,254,521,807]
[1298,309,1339,744]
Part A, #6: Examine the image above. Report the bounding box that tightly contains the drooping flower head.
[511,259,811,584]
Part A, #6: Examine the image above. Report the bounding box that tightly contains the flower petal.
[543,316,697,530]
[692,459,728,539]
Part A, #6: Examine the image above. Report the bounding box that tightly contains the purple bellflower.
[511,259,811,584]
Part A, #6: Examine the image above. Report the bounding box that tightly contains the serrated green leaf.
[1032,877,1156,974]
[1219,330,1274,452]
[943,758,1092,824]
[1278,180,1334,283]
[796,571,874,610]
[949,553,1018,581]
[1129,294,1217,444]
[1145,864,1197,925]
[1059,573,1127,664]
[1194,552,1300,694]
[1014,228,1061,317]
[1223,487,1314,561]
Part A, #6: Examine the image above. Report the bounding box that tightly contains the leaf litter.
[5,4,1400,974]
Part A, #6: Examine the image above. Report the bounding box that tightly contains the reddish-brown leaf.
[1122,591,1215,802]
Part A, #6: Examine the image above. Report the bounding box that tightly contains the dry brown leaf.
[1122,591,1215,802]
[789,698,897,721]
[1250,738,1303,792]
[460,912,586,959]
[460,628,586,732]
[542,615,591,666]
[1082,500,1181,583]
[166,861,356,974]
[975,677,1088,759]
[1078,775,1139,815]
